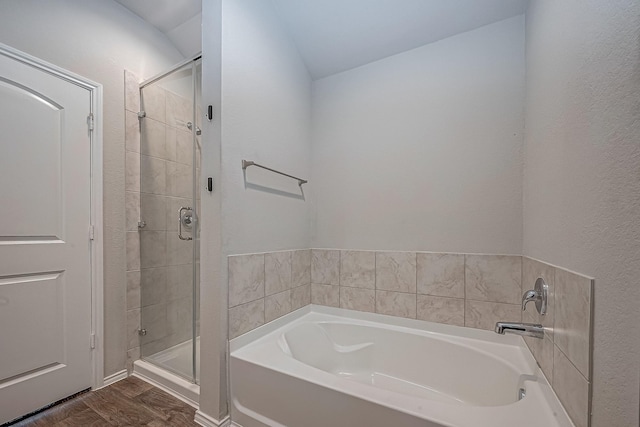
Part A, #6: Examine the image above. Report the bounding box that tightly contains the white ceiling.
[115,0,201,33]
[115,0,527,79]
[114,0,201,57]
[272,0,528,79]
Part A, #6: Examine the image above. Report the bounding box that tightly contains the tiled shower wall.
[124,70,201,372]
[521,257,593,427]
[228,249,593,427]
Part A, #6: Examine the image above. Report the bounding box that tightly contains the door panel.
[0,78,63,238]
[0,50,93,424]
[0,272,64,381]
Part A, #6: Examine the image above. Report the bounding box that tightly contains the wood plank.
[82,386,155,426]
[107,376,154,399]
[133,388,198,426]
[10,377,199,426]
[52,408,111,427]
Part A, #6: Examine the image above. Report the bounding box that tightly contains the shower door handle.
[178,207,193,241]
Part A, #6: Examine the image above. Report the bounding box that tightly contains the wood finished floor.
[9,377,199,426]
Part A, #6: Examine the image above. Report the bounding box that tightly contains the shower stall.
[133,57,202,399]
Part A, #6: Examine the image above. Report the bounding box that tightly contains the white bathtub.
[230,305,574,427]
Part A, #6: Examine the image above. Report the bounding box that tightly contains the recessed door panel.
[0,272,64,381]
[0,79,62,239]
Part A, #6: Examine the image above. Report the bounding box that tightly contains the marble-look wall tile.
[340,250,375,289]
[140,267,167,307]
[229,299,264,339]
[553,346,589,427]
[340,287,375,313]
[126,232,140,271]
[265,251,292,296]
[417,253,464,298]
[124,70,140,113]
[141,84,166,123]
[126,308,140,350]
[291,284,311,311]
[464,300,521,331]
[126,271,141,311]
[140,155,166,195]
[125,151,140,192]
[375,252,416,293]
[166,297,192,339]
[125,110,140,153]
[417,295,464,326]
[465,255,521,304]
[166,90,192,129]
[554,268,592,379]
[292,250,311,287]
[265,290,291,322]
[175,130,193,165]
[125,191,140,232]
[524,335,554,383]
[166,161,191,198]
[522,257,555,338]
[375,291,416,319]
[311,284,340,308]
[166,232,193,266]
[140,231,167,269]
[166,264,193,301]
[140,303,166,343]
[141,118,166,159]
[140,194,166,231]
[165,127,177,162]
[228,254,265,307]
[311,249,339,285]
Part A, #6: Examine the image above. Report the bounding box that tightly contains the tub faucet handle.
[521,277,548,315]
[522,290,538,310]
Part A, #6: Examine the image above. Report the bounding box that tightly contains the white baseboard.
[194,410,231,427]
[100,369,127,388]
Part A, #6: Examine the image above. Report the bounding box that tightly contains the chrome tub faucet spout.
[495,277,549,339]
[495,322,544,339]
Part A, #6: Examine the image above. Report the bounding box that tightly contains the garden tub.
[230,305,573,427]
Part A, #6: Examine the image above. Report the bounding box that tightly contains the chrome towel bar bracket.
[242,159,308,186]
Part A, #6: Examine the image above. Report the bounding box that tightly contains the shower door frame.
[138,54,201,384]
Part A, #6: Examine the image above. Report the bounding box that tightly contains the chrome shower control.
[178,207,194,241]
[522,277,548,315]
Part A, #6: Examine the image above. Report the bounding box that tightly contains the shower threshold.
[133,337,200,408]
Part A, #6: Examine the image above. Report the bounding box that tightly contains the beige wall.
[524,1,640,426]
[0,0,184,376]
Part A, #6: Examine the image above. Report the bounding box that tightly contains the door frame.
[0,43,105,389]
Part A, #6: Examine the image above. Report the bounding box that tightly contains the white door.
[0,50,93,423]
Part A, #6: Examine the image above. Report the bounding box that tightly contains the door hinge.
[90,333,96,350]
[89,225,95,240]
[87,113,94,132]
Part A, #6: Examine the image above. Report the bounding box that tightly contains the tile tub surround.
[124,70,202,371]
[310,250,524,329]
[228,250,525,339]
[521,257,594,427]
[226,249,594,426]
[228,250,311,338]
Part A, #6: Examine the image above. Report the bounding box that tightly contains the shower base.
[133,337,200,408]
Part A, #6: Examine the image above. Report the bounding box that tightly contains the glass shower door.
[138,59,201,383]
